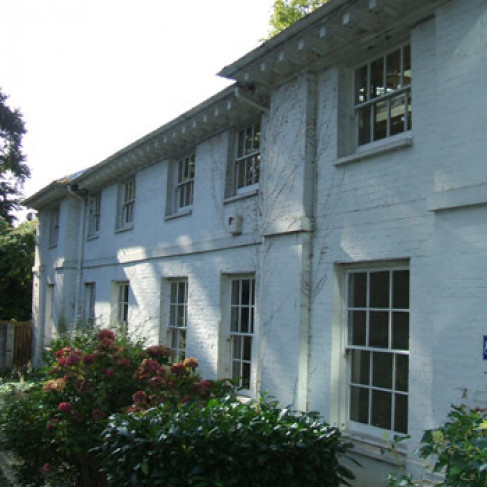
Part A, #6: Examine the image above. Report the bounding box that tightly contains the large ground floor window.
[346,267,409,434]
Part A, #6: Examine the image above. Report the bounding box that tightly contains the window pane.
[372,352,393,389]
[392,270,409,309]
[348,311,366,346]
[170,283,177,304]
[358,106,371,145]
[350,386,369,424]
[392,312,409,350]
[351,350,370,385]
[348,272,367,308]
[230,307,239,332]
[241,307,250,333]
[231,280,240,305]
[241,279,250,304]
[242,363,251,389]
[390,94,406,136]
[394,394,408,433]
[253,123,260,152]
[177,305,185,327]
[403,45,411,86]
[373,99,388,141]
[233,336,242,360]
[243,336,252,361]
[371,390,391,429]
[245,126,253,154]
[170,330,178,349]
[370,271,389,308]
[370,57,384,99]
[369,311,389,348]
[355,65,368,103]
[237,130,245,158]
[395,354,408,392]
[178,282,186,304]
[232,361,241,381]
[386,49,401,92]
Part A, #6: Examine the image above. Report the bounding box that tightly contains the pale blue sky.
[1,0,274,202]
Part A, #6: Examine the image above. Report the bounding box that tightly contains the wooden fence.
[0,321,32,369]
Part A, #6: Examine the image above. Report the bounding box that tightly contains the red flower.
[105,368,115,377]
[46,418,60,430]
[57,357,67,367]
[132,390,148,404]
[170,363,185,375]
[193,379,212,396]
[116,357,131,367]
[82,353,96,365]
[98,329,115,341]
[149,376,164,387]
[66,353,81,366]
[57,402,72,413]
[40,463,50,476]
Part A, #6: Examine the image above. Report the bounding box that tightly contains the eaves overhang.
[71,84,267,191]
[24,82,268,209]
[23,170,86,210]
[218,0,448,88]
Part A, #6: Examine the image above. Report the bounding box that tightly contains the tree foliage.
[268,0,329,38]
[0,218,36,320]
[0,88,29,223]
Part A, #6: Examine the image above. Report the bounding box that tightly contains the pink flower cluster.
[58,402,72,413]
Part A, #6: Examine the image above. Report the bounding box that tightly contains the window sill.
[224,188,259,204]
[428,182,487,212]
[335,133,413,166]
[86,234,99,241]
[115,224,134,234]
[164,208,192,221]
[342,430,408,465]
[48,244,58,249]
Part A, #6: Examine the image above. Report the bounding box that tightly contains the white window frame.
[228,276,256,391]
[48,206,59,247]
[175,154,195,211]
[344,265,410,436]
[354,44,411,146]
[112,281,129,333]
[116,178,135,230]
[84,282,96,325]
[87,192,101,238]
[166,279,188,362]
[235,122,260,193]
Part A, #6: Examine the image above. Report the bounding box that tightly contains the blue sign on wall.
[483,335,487,360]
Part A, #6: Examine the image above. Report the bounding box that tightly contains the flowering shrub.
[97,396,355,486]
[2,325,226,486]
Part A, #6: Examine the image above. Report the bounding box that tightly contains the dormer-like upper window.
[116,178,135,230]
[235,122,260,191]
[355,45,411,146]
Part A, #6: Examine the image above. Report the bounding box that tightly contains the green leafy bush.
[97,396,355,487]
[420,405,487,486]
[385,405,487,486]
[1,325,216,486]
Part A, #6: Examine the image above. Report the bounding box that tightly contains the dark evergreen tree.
[0,88,29,223]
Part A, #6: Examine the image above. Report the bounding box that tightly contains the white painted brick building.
[25,0,487,484]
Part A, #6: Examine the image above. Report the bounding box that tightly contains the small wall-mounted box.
[227,215,243,236]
